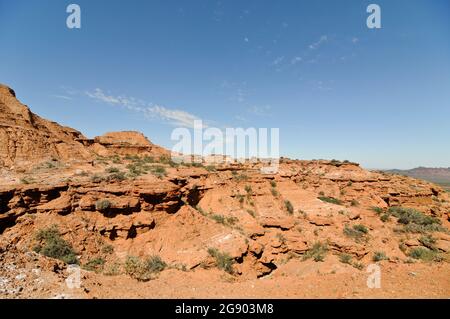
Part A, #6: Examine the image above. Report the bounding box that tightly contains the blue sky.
[0,0,449,169]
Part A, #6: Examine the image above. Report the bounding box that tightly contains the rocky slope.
[0,84,449,298]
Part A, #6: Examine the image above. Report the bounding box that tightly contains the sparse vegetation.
[284,200,294,215]
[344,224,369,242]
[124,255,167,281]
[270,180,277,188]
[83,258,105,272]
[339,253,352,264]
[408,247,442,262]
[380,213,390,222]
[350,200,359,207]
[101,244,114,254]
[318,196,343,205]
[207,248,234,274]
[33,225,78,264]
[373,251,388,262]
[388,207,444,233]
[20,177,35,184]
[303,242,328,262]
[211,214,238,227]
[271,187,279,197]
[419,234,437,249]
[95,199,112,211]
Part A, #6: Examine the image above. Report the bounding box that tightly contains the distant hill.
[385,167,450,191]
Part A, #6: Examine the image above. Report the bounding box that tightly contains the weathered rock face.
[0,84,92,168]
[0,84,449,298]
[0,84,169,168]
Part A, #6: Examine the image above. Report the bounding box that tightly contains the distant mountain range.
[385,167,450,191]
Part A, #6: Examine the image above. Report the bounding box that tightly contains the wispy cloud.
[291,56,303,65]
[351,37,359,44]
[85,88,204,128]
[308,35,328,50]
[271,56,285,66]
[50,94,72,100]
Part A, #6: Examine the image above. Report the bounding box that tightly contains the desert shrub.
[276,233,286,244]
[343,224,368,242]
[205,165,216,172]
[271,187,279,197]
[350,200,359,207]
[83,258,105,272]
[373,251,388,262]
[90,174,105,183]
[33,225,78,264]
[284,200,294,215]
[125,255,167,281]
[211,214,238,226]
[303,242,328,262]
[380,214,390,222]
[246,209,256,218]
[106,167,120,174]
[20,177,35,184]
[106,171,127,182]
[409,247,442,262]
[370,206,384,214]
[151,165,167,178]
[353,224,368,234]
[318,196,342,205]
[244,185,252,194]
[270,180,277,188]
[207,248,234,274]
[388,207,443,233]
[95,199,112,211]
[352,262,364,270]
[419,234,437,249]
[234,173,249,182]
[339,253,352,264]
[101,244,114,254]
[236,194,245,204]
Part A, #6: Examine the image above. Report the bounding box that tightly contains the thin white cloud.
[271,56,285,66]
[85,88,204,128]
[352,37,359,44]
[51,94,72,100]
[309,35,328,50]
[291,56,302,65]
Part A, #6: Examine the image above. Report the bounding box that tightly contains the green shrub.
[409,247,442,262]
[246,209,256,218]
[380,214,390,222]
[271,188,279,197]
[284,200,294,215]
[270,180,277,188]
[205,165,216,172]
[350,200,359,207]
[244,185,252,194]
[371,206,384,214]
[373,251,388,262]
[339,253,352,264]
[95,199,111,211]
[207,248,234,274]
[211,214,238,226]
[343,224,368,242]
[101,244,114,254]
[106,167,120,174]
[352,262,364,270]
[303,242,328,262]
[318,196,342,205]
[388,207,443,233]
[83,258,105,272]
[419,234,436,249]
[33,225,78,264]
[151,165,167,178]
[90,174,105,183]
[125,255,167,281]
